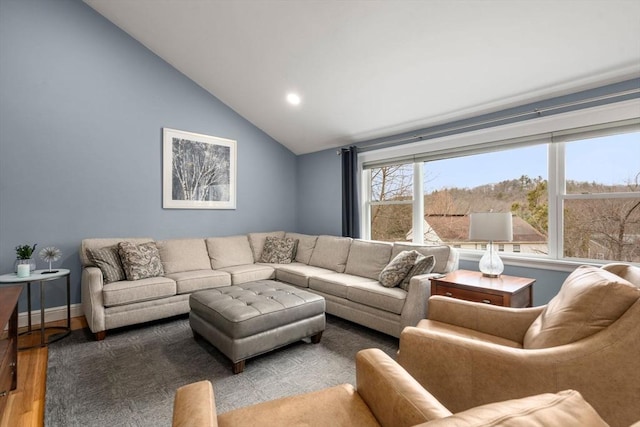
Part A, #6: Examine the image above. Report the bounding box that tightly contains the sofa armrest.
[356,348,452,427]
[173,380,217,427]
[400,275,434,330]
[399,245,459,331]
[439,247,459,274]
[81,266,107,334]
[427,296,544,343]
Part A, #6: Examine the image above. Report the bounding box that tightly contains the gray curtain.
[341,146,360,238]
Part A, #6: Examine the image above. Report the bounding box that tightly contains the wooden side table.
[430,270,535,307]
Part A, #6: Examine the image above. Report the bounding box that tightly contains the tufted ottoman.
[189,280,326,373]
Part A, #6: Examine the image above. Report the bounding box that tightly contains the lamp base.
[481,272,501,278]
[478,241,504,278]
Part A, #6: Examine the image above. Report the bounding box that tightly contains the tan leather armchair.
[397,263,640,427]
[172,348,607,427]
[173,348,452,427]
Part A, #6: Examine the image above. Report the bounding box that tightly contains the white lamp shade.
[469,212,513,242]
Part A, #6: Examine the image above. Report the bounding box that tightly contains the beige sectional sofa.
[80,232,459,340]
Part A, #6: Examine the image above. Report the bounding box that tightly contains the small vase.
[14,258,36,273]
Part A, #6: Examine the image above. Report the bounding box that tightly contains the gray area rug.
[45,314,398,426]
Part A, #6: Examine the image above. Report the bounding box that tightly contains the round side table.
[0,269,71,349]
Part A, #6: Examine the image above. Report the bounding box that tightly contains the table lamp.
[469,212,513,277]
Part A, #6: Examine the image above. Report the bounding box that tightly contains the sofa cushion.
[524,265,639,349]
[400,255,436,291]
[102,276,176,307]
[392,243,452,274]
[308,235,352,273]
[217,264,275,285]
[285,232,318,264]
[275,263,336,288]
[206,235,255,269]
[347,282,407,314]
[88,245,126,284]
[216,384,380,427]
[309,273,378,299]
[165,270,231,294]
[422,390,608,427]
[379,250,419,288]
[344,240,393,280]
[80,237,153,268]
[247,231,286,262]
[156,238,212,274]
[259,236,297,264]
[118,241,165,281]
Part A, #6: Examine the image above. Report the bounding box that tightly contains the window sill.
[458,250,622,273]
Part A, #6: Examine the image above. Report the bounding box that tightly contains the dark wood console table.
[0,285,22,414]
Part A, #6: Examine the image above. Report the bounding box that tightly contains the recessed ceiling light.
[286,93,301,105]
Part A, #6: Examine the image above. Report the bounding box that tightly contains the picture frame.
[163,128,237,209]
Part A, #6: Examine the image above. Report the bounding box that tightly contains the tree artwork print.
[171,138,230,202]
[163,128,236,209]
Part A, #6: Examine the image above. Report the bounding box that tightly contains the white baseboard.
[17,303,84,328]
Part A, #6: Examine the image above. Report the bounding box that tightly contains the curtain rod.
[356,87,640,153]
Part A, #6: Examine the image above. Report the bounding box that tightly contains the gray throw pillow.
[88,245,126,283]
[118,241,164,281]
[260,237,298,264]
[400,254,436,291]
[379,250,419,288]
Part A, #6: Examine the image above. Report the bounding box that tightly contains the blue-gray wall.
[296,149,342,236]
[0,0,297,310]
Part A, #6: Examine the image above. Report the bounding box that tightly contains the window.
[561,132,640,262]
[368,164,414,242]
[422,145,548,256]
[360,102,640,265]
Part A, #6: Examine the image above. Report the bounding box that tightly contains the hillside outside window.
[361,117,640,265]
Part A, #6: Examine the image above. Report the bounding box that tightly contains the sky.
[423,132,640,191]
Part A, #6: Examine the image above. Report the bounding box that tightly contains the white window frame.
[359,99,640,272]
[550,127,640,261]
[363,164,421,242]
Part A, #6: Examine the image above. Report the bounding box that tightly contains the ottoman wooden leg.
[232,360,245,374]
[310,331,323,344]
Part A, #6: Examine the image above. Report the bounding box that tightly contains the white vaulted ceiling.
[84,0,640,155]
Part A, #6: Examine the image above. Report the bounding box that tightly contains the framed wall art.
[163,128,237,209]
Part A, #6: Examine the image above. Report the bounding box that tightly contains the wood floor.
[0,316,87,427]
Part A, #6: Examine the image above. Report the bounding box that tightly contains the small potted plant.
[15,243,37,272]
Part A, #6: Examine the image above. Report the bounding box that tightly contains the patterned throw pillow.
[117,241,164,281]
[379,250,420,288]
[260,237,298,264]
[400,255,436,291]
[88,245,126,283]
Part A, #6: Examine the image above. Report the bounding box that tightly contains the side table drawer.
[434,284,504,306]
